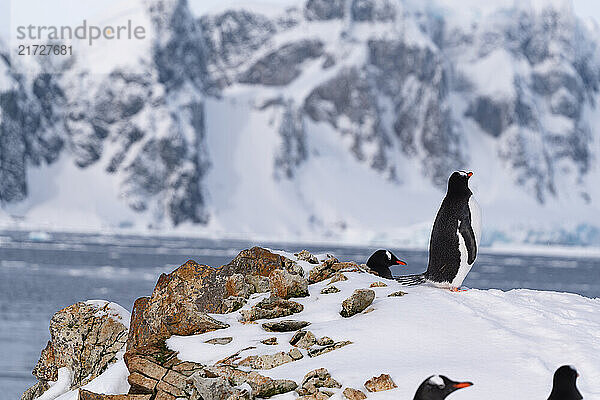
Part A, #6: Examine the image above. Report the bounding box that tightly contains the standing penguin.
[396,171,481,291]
[548,365,583,400]
[413,375,473,400]
[366,249,407,279]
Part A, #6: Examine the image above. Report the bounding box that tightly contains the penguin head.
[550,365,582,400]
[447,170,473,197]
[414,375,473,400]
[366,249,407,279]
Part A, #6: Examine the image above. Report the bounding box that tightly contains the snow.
[37,367,73,400]
[164,270,600,399]
[52,356,130,400]
[85,299,132,329]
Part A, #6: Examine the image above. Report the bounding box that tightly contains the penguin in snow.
[366,249,407,279]
[413,375,473,400]
[548,365,583,400]
[395,170,481,291]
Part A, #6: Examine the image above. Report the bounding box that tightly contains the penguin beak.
[396,260,407,265]
[467,172,473,178]
[452,382,473,389]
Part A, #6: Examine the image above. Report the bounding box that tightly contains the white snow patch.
[165,270,600,399]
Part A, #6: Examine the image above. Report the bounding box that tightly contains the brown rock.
[261,337,278,345]
[128,372,158,394]
[20,381,49,400]
[370,281,387,287]
[309,260,359,284]
[225,274,252,298]
[299,368,341,394]
[238,348,302,369]
[30,301,128,389]
[157,379,185,397]
[205,337,233,345]
[262,320,310,332]
[340,289,375,318]
[246,371,298,398]
[388,290,407,297]
[269,269,309,299]
[290,330,317,349]
[78,389,152,400]
[298,393,330,400]
[153,391,176,400]
[172,360,205,376]
[320,286,340,294]
[316,336,334,346]
[186,373,245,400]
[240,296,303,321]
[127,247,291,352]
[127,260,230,350]
[123,354,168,380]
[222,296,247,313]
[329,272,348,284]
[343,388,367,400]
[162,370,188,388]
[307,341,352,357]
[32,341,57,381]
[364,374,397,392]
[295,250,319,264]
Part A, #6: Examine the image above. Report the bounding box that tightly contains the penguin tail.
[394,273,426,286]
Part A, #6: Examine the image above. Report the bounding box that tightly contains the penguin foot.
[449,287,468,292]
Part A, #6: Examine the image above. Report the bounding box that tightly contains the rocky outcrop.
[24,301,129,396]
[320,285,340,294]
[340,289,375,317]
[290,330,317,349]
[238,348,303,369]
[388,290,406,297]
[297,368,341,397]
[295,250,319,264]
[240,295,304,321]
[309,258,361,284]
[262,320,311,332]
[342,387,367,400]
[269,269,309,299]
[128,247,292,350]
[307,340,352,357]
[79,390,152,400]
[364,374,397,392]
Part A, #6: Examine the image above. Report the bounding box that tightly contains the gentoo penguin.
[366,249,407,279]
[395,171,481,291]
[548,365,583,400]
[414,375,473,400]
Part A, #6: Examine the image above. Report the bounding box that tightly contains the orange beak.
[396,260,407,265]
[467,172,473,177]
[453,382,473,389]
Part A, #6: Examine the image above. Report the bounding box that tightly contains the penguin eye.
[386,251,391,260]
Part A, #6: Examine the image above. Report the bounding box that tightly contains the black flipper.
[394,273,426,286]
[458,218,477,265]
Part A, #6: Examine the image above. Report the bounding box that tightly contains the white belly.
[451,231,472,288]
[451,196,482,288]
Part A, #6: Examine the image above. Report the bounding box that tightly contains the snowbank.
[166,271,600,399]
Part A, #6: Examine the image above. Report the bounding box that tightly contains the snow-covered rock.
[24,247,600,400]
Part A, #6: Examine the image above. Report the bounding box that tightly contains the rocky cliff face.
[1,0,599,243]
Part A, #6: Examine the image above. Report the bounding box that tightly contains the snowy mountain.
[1,0,600,247]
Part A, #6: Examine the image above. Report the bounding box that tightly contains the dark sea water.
[1,230,599,399]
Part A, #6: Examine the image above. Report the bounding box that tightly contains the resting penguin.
[366,249,407,279]
[395,171,481,291]
[548,365,583,400]
[413,375,473,400]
